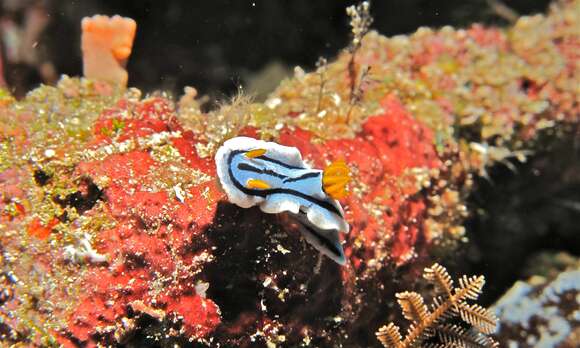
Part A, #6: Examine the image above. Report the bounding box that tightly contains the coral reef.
[0,0,578,346]
[376,263,498,348]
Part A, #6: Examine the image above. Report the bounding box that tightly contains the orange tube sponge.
[81,15,136,86]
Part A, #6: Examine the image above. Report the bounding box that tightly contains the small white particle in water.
[263,277,272,287]
[265,97,282,109]
[174,184,186,203]
[276,244,291,254]
[260,299,267,311]
[63,233,107,264]
[294,66,305,79]
[44,149,55,158]
[195,282,210,298]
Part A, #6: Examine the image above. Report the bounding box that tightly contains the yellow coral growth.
[81,15,137,86]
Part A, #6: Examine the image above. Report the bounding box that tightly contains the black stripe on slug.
[294,216,344,260]
[237,163,287,179]
[283,172,320,183]
[228,150,343,218]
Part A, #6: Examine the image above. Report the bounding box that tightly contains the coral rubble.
[0,0,578,346]
[492,266,580,347]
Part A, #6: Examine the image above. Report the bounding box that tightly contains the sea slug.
[215,137,350,264]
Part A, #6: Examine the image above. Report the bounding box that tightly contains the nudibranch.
[215,137,350,265]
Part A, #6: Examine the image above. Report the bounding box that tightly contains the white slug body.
[215,137,349,264]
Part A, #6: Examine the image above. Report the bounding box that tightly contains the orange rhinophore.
[81,15,137,86]
[246,178,271,189]
[245,148,267,158]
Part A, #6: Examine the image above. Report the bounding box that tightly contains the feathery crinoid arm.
[375,263,498,348]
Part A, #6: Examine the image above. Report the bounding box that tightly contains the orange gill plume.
[322,160,351,199]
